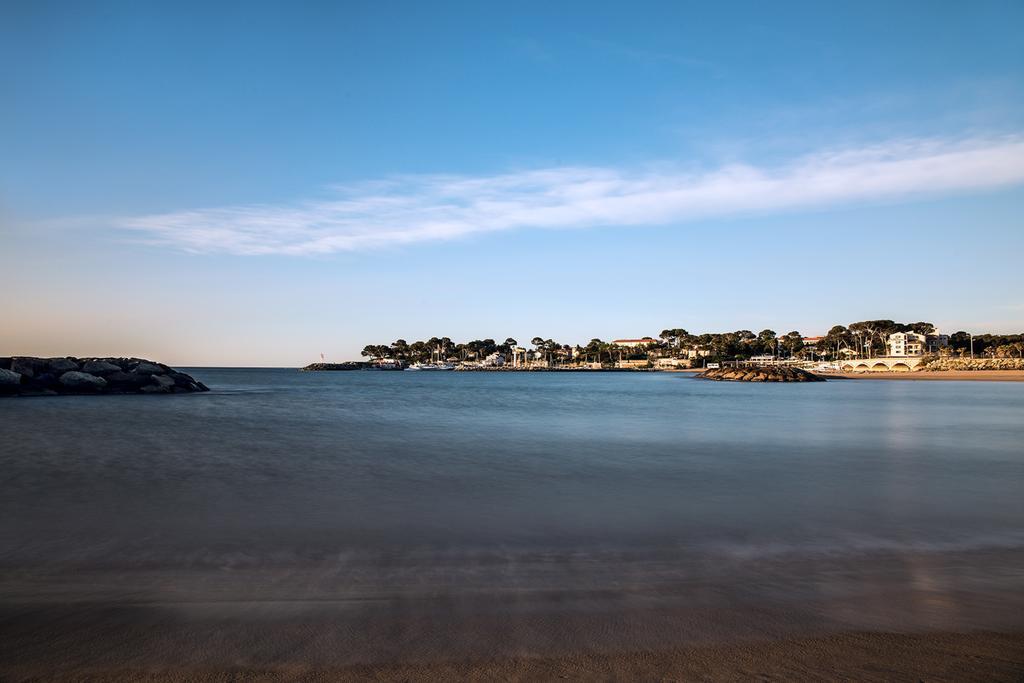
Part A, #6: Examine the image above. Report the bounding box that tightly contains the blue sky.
[3,1,1023,365]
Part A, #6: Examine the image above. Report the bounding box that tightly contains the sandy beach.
[4,546,1024,682]
[4,625,1021,681]
[326,633,1024,682]
[3,634,1022,681]
[820,370,1024,381]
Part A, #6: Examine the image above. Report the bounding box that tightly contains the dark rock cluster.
[698,366,825,382]
[300,362,368,371]
[0,357,209,396]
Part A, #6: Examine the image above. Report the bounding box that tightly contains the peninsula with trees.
[302,320,1024,373]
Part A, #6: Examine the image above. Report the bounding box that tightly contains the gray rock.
[59,371,107,390]
[0,368,23,386]
[133,361,165,374]
[47,358,79,373]
[151,374,176,388]
[81,360,122,375]
[106,371,150,387]
[2,357,207,396]
[11,357,45,378]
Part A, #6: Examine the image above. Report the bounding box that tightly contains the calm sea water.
[2,369,1024,656]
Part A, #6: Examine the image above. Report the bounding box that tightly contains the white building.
[888,331,949,357]
[612,338,658,348]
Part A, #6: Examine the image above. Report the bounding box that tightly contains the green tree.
[781,331,803,358]
[390,339,409,360]
[757,329,777,356]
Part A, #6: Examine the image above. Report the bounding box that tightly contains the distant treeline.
[359,321,1023,364]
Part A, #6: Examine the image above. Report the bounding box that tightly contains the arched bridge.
[837,357,924,373]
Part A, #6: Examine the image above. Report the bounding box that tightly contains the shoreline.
[298,365,1024,381]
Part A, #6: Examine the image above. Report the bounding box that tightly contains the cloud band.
[124,136,1024,255]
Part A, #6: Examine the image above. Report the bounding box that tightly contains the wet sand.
[338,633,1024,682]
[3,547,1024,681]
[820,370,1024,381]
[228,632,1024,682]
[3,623,1021,681]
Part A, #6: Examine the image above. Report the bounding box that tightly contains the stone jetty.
[0,357,209,396]
[300,362,368,371]
[699,366,825,382]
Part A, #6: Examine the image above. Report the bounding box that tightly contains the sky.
[2,1,1023,366]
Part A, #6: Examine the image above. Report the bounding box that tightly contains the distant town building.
[888,331,950,357]
[802,336,823,347]
[612,338,658,348]
[483,352,505,367]
[615,359,650,369]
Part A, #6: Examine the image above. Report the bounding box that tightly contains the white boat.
[404,362,455,371]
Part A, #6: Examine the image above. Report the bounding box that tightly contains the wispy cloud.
[124,135,1024,255]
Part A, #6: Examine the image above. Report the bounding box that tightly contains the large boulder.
[81,360,123,375]
[47,357,80,373]
[0,368,23,386]
[132,361,166,374]
[58,371,107,390]
[140,375,176,394]
[11,357,46,378]
[105,371,152,389]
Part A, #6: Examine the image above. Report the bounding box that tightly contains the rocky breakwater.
[300,361,368,371]
[920,357,1024,371]
[0,357,209,397]
[699,366,825,382]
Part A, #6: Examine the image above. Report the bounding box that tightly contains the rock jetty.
[699,366,825,382]
[0,357,209,396]
[300,362,368,371]
[920,357,1024,371]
